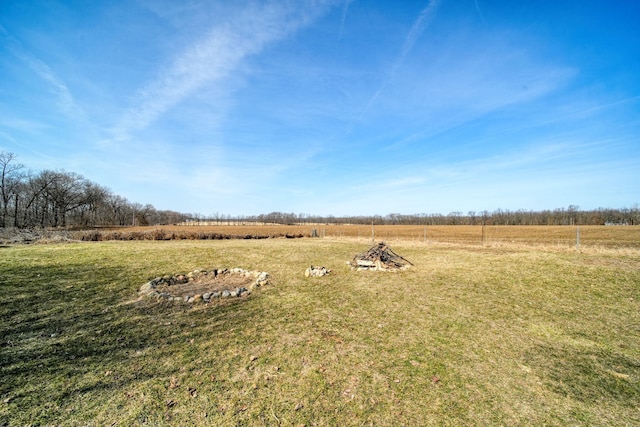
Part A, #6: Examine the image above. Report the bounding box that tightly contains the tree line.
[2,151,638,229]
[0,152,187,228]
[195,206,638,227]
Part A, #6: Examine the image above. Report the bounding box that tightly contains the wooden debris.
[350,242,413,271]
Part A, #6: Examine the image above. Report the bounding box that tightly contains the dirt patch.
[153,272,254,297]
[139,268,270,303]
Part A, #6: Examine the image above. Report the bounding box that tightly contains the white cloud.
[357,0,440,120]
[111,1,337,142]
[338,0,355,40]
[1,26,87,123]
[396,0,440,73]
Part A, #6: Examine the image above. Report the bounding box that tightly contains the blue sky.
[1,0,638,216]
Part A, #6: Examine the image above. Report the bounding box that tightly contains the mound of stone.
[349,242,413,271]
[139,268,269,303]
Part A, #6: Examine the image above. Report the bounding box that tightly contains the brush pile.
[350,242,413,271]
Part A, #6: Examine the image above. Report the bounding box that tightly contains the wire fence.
[72,224,640,249]
[315,225,640,249]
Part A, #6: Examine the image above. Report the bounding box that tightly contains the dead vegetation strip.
[1,225,638,249]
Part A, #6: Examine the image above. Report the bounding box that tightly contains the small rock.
[256,272,269,286]
[139,282,153,293]
[306,266,330,277]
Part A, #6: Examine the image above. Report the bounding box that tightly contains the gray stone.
[256,272,269,286]
[138,267,269,303]
[139,282,153,293]
[305,266,330,277]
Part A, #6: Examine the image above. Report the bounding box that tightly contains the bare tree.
[0,152,25,227]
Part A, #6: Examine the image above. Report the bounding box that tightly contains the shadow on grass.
[0,261,255,424]
[525,343,640,407]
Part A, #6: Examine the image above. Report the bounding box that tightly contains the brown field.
[88,224,640,248]
[3,237,639,425]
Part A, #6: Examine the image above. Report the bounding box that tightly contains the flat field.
[1,238,639,426]
[97,224,640,248]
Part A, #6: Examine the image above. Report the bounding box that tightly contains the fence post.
[576,226,580,250]
[371,220,374,243]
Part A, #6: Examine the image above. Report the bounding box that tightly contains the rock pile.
[305,266,331,277]
[349,242,413,271]
[139,268,269,303]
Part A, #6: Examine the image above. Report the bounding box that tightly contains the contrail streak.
[474,0,487,24]
[357,0,440,120]
[338,0,353,40]
[397,0,440,70]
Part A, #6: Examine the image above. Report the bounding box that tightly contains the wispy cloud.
[394,0,440,74]
[0,129,53,159]
[358,0,440,119]
[380,43,577,151]
[331,139,632,214]
[474,0,487,25]
[338,0,354,40]
[0,130,17,145]
[111,1,336,142]
[0,25,87,123]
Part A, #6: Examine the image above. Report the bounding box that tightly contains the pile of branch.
[350,242,413,271]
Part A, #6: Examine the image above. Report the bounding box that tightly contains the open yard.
[1,237,639,425]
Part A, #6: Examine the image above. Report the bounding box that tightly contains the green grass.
[1,239,639,426]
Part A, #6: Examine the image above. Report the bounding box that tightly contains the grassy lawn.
[1,239,639,426]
